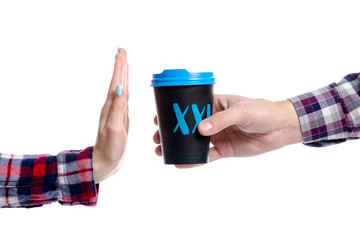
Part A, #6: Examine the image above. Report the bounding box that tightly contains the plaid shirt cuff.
[0,147,98,208]
[289,73,360,147]
[57,147,99,206]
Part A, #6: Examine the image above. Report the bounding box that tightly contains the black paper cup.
[152,69,215,164]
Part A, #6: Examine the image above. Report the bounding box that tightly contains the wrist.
[276,100,303,145]
[92,147,119,183]
[92,150,103,183]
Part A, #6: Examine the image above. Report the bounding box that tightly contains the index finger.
[154,115,158,126]
[107,48,127,101]
[99,48,127,130]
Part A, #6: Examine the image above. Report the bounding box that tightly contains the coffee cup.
[151,69,215,164]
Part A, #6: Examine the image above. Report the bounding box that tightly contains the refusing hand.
[93,48,129,182]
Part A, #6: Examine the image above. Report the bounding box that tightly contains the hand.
[153,94,302,168]
[92,48,129,182]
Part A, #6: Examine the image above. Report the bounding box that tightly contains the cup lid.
[151,69,215,87]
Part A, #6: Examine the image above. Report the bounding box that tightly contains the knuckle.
[232,102,251,126]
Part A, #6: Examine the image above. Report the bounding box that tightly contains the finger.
[100,48,127,129]
[105,48,127,103]
[198,102,248,136]
[175,163,206,169]
[198,108,236,136]
[155,145,162,156]
[110,49,127,96]
[153,130,160,144]
[124,62,129,102]
[106,52,128,127]
[124,105,129,133]
[208,147,222,162]
[107,85,127,128]
[153,115,158,126]
[123,63,129,133]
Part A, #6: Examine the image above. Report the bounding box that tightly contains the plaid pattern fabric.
[0,147,98,208]
[290,73,360,147]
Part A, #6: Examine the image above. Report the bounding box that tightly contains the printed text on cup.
[173,103,211,135]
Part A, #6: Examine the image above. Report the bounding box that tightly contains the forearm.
[289,72,360,147]
[0,147,98,208]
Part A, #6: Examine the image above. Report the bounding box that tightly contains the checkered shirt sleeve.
[289,73,360,147]
[0,147,99,208]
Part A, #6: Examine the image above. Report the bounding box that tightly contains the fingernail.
[115,48,120,59]
[200,121,213,132]
[116,85,123,96]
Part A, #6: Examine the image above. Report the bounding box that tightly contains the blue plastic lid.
[151,69,215,87]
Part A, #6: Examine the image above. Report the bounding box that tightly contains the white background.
[1,0,360,239]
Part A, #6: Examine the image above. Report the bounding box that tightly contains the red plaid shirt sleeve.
[289,73,360,147]
[0,147,99,208]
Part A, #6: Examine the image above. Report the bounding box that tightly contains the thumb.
[198,106,240,136]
